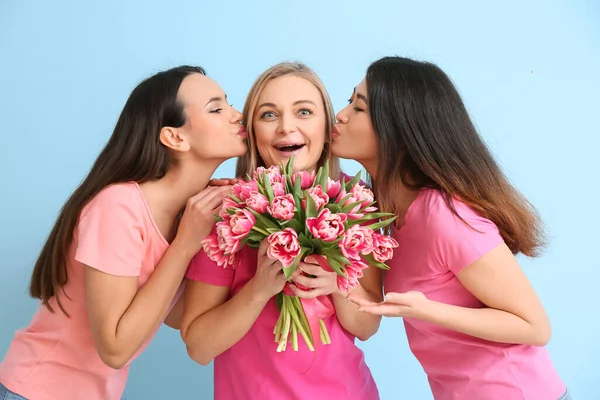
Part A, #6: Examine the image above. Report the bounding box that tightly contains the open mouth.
[275,144,306,153]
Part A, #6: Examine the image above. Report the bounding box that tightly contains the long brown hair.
[29,65,206,315]
[366,56,545,257]
[235,62,340,178]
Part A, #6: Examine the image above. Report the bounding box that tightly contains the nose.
[336,110,348,124]
[278,114,297,134]
[230,107,243,124]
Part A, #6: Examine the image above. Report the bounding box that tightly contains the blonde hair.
[235,62,341,178]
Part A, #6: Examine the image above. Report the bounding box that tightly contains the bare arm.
[164,291,185,329]
[353,243,552,346]
[293,260,384,341]
[180,240,286,365]
[333,266,383,340]
[179,280,269,365]
[85,186,231,369]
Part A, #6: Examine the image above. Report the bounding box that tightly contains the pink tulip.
[267,228,302,267]
[271,181,286,197]
[233,180,258,202]
[216,221,241,254]
[326,177,341,198]
[229,209,256,241]
[371,233,399,262]
[245,192,270,214]
[267,194,296,221]
[303,185,329,210]
[340,225,374,260]
[306,208,347,242]
[219,197,241,219]
[338,260,369,292]
[292,170,316,190]
[254,165,283,185]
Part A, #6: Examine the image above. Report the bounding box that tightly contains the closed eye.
[209,107,223,113]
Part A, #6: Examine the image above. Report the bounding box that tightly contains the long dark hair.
[366,56,545,257]
[29,65,206,315]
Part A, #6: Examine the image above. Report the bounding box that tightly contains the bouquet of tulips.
[201,157,398,352]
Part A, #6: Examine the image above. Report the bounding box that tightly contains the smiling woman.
[179,62,383,400]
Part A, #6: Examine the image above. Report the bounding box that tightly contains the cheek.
[305,119,327,151]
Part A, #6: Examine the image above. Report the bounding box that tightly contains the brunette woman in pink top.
[333,56,569,400]
[0,66,248,400]
[181,62,381,400]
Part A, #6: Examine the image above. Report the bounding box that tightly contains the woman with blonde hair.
[181,62,382,400]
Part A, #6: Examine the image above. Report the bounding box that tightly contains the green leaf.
[230,194,243,204]
[322,254,345,277]
[309,238,323,253]
[366,217,398,231]
[247,208,280,230]
[326,203,342,214]
[281,218,303,232]
[312,167,323,187]
[247,230,266,242]
[285,154,295,176]
[345,171,362,190]
[305,191,318,219]
[276,292,283,311]
[318,161,329,189]
[283,248,310,279]
[214,214,223,222]
[336,192,353,206]
[263,172,275,202]
[298,233,314,250]
[341,201,363,213]
[362,253,391,270]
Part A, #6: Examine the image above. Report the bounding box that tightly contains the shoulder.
[83,182,143,214]
[415,189,499,239]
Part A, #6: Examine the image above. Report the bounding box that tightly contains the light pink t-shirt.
[187,248,379,400]
[385,188,565,400]
[0,182,180,400]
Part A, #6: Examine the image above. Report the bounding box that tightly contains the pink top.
[0,182,180,400]
[187,247,379,400]
[385,188,565,400]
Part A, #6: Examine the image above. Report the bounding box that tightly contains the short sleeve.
[186,248,235,287]
[431,199,505,275]
[75,186,145,277]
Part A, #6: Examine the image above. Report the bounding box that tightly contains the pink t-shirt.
[0,182,180,400]
[187,248,379,400]
[385,188,565,400]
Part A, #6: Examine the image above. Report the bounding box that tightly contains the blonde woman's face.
[252,76,327,172]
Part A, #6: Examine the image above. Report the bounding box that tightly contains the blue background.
[1,1,598,398]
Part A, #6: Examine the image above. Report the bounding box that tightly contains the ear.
[159,127,190,152]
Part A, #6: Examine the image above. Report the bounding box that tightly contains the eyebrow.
[353,88,369,104]
[257,99,317,109]
[205,94,228,106]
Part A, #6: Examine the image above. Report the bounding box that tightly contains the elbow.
[98,350,131,370]
[356,326,379,342]
[186,345,214,366]
[531,324,552,346]
[181,326,213,366]
[355,318,382,342]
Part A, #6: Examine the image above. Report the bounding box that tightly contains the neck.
[362,160,420,228]
[141,159,222,218]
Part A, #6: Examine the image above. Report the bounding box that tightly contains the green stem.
[252,225,270,236]
[292,321,298,351]
[277,300,291,352]
[319,319,331,345]
[274,310,283,342]
[292,296,314,344]
[286,296,315,351]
